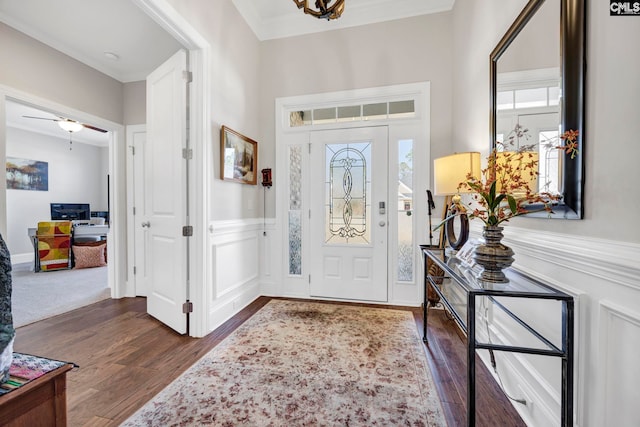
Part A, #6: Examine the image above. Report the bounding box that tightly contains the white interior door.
[309,127,388,302]
[131,127,148,297]
[145,49,188,334]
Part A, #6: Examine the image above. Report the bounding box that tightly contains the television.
[50,203,91,221]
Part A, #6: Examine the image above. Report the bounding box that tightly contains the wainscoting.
[206,219,264,333]
[474,224,640,427]
[207,218,640,426]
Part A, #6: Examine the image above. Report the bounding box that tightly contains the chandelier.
[293,0,345,21]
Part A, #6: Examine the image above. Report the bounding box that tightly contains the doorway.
[309,127,389,302]
[2,97,116,327]
[275,82,431,305]
[0,1,211,337]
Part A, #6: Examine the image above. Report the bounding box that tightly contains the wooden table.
[0,362,74,426]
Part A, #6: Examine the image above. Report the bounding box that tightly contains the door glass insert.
[397,139,414,282]
[288,145,303,275]
[325,142,371,245]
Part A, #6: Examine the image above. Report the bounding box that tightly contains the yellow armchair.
[36,221,72,272]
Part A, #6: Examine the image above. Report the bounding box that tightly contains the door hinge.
[182,300,193,313]
[130,146,135,155]
[308,275,311,284]
[183,70,193,83]
[308,143,311,154]
[133,266,137,275]
[182,225,193,237]
[133,206,136,216]
[182,148,193,159]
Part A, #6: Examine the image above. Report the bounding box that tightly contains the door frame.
[274,82,431,306]
[125,124,147,297]
[132,0,211,337]
[0,86,123,298]
[0,0,212,338]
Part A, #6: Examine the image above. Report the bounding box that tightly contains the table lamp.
[495,151,539,196]
[433,152,481,249]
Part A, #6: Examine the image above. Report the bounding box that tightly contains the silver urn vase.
[474,226,514,283]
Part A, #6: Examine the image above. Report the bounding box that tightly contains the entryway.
[275,82,431,305]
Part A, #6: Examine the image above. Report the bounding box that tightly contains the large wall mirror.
[490,0,585,219]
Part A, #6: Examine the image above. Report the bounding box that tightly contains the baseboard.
[10,252,33,266]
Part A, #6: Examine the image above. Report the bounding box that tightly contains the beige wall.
[123,81,146,125]
[166,0,262,221]
[451,0,640,244]
[259,13,453,217]
[0,23,123,124]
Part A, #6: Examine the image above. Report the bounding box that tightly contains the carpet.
[122,300,447,426]
[11,263,110,328]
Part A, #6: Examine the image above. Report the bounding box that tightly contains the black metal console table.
[421,247,574,427]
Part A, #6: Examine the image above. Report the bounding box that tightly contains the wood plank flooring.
[13,297,525,426]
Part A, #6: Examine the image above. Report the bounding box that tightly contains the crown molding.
[232,0,455,41]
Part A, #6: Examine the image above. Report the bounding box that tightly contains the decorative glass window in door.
[397,139,414,282]
[324,142,371,245]
[288,145,303,275]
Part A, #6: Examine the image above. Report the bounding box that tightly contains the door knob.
[379,221,386,227]
[141,221,151,228]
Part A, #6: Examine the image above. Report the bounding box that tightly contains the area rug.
[121,300,446,426]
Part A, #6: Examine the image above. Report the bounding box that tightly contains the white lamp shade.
[58,120,83,133]
[495,151,539,194]
[433,152,481,195]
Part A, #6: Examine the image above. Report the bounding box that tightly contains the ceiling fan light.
[58,120,83,133]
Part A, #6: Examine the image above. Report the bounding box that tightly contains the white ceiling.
[5,100,110,147]
[0,0,182,83]
[234,0,455,40]
[0,0,454,146]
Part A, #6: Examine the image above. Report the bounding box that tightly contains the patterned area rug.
[122,300,446,426]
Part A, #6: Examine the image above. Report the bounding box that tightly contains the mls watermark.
[610,1,640,15]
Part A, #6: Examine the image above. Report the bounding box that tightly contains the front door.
[144,49,188,334]
[309,127,389,302]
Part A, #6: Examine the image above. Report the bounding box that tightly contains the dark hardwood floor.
[13,296,525,426]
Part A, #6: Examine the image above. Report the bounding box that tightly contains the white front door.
[309,127,389,302]
[145,49,188,334]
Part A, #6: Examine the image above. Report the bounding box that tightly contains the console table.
[421,247,574,427]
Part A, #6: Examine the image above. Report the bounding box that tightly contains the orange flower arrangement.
[461,129,579,226]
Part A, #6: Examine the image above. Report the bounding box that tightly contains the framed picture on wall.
[5,157,49,191]
[220,125,257,185]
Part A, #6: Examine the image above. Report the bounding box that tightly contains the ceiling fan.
[22,115,107,133]
[22,115,107,150]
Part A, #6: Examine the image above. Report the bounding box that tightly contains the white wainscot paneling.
[469,224,640,427]
[213,233,259,299]
[598,301,640,426]
[207,220,262,333]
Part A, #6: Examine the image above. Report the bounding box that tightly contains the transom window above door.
[288,99,416,128]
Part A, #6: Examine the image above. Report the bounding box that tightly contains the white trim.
[232,0,455,41]
[496,225,640,292]
[275,82,430,306]
[135,0,211,337]
[497,67,561,90]
[468,222,640,426]
[125,124,146,297]
[597,301,640,427]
